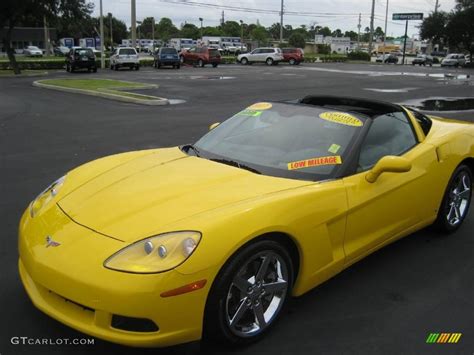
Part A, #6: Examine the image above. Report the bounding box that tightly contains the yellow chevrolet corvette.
[19,96,473,347]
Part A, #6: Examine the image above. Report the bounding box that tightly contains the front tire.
[212,63,218,68]
[204,239,293,346]
[266,58,274,66]
[289,58,296,65]
[434,164,472,233]
[198,59,204,67]
[240,57,248,65]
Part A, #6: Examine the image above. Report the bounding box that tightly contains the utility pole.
[131,0,137,48]
[109,13,113,51]
[434,0,439,13]
[280,0,284,43]
[368,0,375,55]
[221,11,225,26]
[99,0,105,69]
[43,16,49,56]
[357,13,361,50]
[199,17,203,39]
[152,17,155,51]
[240,20,244,53]
[383,0,389,59]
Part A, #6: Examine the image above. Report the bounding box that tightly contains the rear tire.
[176,64,181,69]
[212,63,218,68]
[198,59,204,67]
[266,58,274,66]
[434,164,472,233]
[204,239,293,346]
[289,58,296,65]
[93,67,97,73]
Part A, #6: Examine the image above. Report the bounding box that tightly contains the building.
[0,27,57,54]
[324,37,351,54]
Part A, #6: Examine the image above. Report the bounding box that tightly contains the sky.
[92,0,457,38]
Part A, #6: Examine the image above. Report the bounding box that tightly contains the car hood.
[58,147,309,242]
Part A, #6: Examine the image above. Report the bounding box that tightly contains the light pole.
[137,20,142,52]
[99,0,105,69]
[240,20,243,53]
[280,0,284,43]
[151,17,155,52]
[108,13,113,51]
[131,0,136,48]
[369,0,375,55]
[383,0,389,60]
[199,17,203,39]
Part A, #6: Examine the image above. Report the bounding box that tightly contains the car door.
[250,49,262,62]
[185,47,197,63]
[342,111,439,263]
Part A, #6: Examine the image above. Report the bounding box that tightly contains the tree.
[221,21,240,36]
[419,11,448,46]
[332,28,342,37]
[374,26,384,40]
[446,5,474,60]
[202,26,222,36]
[319,26,332,36]
[101,15,127,47]
[137,17,156,38]
[344,31,358,41]
[0,0,93,74]
[180,23,199,39]
[288,33,306,48]
[155,17,179,42]
[250,26,268,46]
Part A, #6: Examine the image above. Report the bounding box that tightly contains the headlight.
[104,231,201,273]
[30,176,66,218]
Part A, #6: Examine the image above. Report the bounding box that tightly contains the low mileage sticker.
[288,156,342,170]
[319,112,363,127]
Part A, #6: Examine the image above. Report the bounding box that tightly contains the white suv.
[110,47,140,71]
[237,48,284,65]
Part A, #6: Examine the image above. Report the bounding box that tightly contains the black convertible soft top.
[299,95,402,119]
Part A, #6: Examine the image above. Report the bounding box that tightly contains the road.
[0,62,473,355]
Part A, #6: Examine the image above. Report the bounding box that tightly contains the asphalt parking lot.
[1,62,473,355]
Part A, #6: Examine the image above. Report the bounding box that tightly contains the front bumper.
[18,206,212,347]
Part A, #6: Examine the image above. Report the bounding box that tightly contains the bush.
[288,33,306,49]
[316,44,331,55]
[0,58,154,70]
[347,51,371,61]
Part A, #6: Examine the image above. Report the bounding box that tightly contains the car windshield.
[119,48,136,55]
[161,48,176,54]
[446,54,456,59]
[77,49,93,56]
[193,102,367,181]
[209,49,220,56]
[28,46,39,50]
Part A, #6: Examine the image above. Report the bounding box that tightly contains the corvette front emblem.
[45,236,60,248]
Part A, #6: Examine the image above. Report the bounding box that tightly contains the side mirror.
[209,122,220,130]
[365,156,412,183]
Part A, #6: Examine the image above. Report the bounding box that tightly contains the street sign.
[392,13,423,21]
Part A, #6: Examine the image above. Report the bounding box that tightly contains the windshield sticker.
[328,144,341,154]
[288,156,342,170]
[248,102,272,111]
[319,112,363,127]
[238,109,263,117]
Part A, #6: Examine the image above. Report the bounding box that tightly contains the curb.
[32,80,169,106]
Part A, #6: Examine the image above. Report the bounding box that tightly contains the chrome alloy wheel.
[446,170,471,226]
[225,251,289,337]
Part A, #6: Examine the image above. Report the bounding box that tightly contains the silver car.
[237,47,284,65]
[23,46,43,57]
[441,53,466,68]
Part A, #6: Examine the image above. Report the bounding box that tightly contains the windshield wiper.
[210,158,261,175]
[181,144,201,157]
